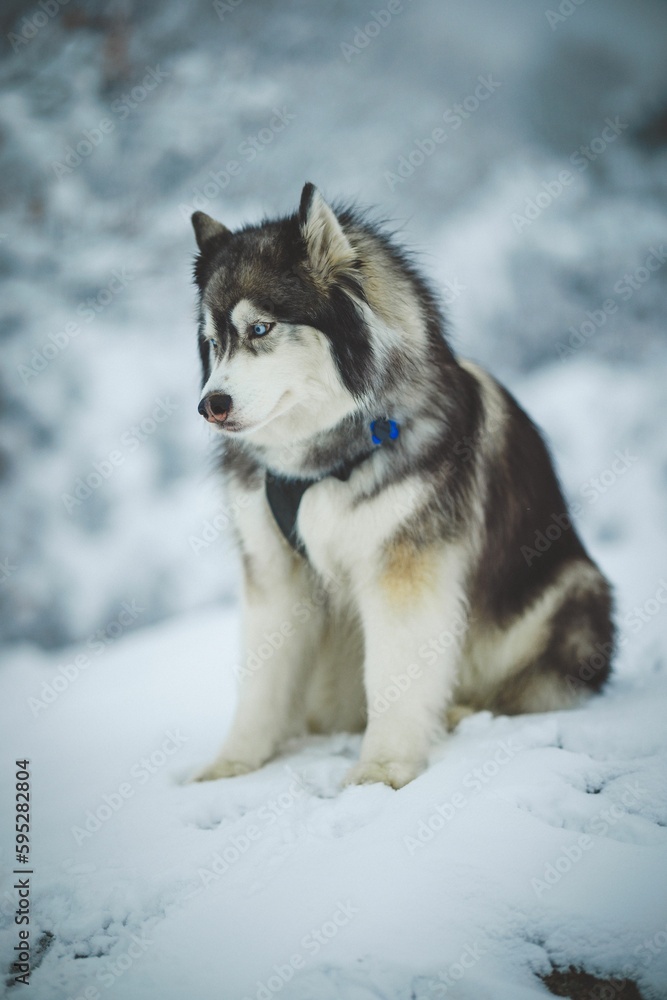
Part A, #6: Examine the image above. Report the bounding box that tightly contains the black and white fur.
[190,183,614,789]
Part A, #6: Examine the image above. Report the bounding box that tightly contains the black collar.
[265,418,399,555]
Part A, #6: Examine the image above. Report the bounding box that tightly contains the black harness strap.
[265,474,314,555]
[265,419,400,555]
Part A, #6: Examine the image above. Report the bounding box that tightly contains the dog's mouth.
[215,391,294,436]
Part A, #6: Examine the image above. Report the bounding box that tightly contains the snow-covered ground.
[1,0,667,996]
[2,357,667,999]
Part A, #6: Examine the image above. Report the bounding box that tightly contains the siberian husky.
[190,183,614,789]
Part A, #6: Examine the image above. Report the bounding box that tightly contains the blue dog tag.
[370,418,400,446]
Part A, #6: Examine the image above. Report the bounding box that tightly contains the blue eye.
[251,322,273,337]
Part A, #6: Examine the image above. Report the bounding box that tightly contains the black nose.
[198,393,232,423]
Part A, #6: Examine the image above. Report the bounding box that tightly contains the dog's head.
[191,183,378,441]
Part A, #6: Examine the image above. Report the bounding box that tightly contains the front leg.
[344,541,468,789]
[195,492,325,781]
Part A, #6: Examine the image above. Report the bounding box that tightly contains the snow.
[1,0,667,996]
[2,356,667,999]
[2,602,667,998]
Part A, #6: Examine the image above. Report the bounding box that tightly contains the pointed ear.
[191,211,230,251]
[299,183,356,286]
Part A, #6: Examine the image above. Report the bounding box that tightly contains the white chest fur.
[297,470,427,584]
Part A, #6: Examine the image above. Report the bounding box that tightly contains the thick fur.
[190,183,614,789]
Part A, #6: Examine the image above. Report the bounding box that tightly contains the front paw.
[192,758,258,782]
[343,759,423,789]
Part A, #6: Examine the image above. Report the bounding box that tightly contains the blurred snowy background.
[2,3,667,998]
[1,0,666,650]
